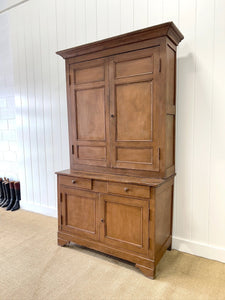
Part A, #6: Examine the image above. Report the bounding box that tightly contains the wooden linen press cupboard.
[56,22,183,279]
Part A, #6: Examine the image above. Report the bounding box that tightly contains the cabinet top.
[56,22,183,59]
[55,169,171,187]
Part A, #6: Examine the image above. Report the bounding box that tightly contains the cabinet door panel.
[76,88,105,141]
[100,194,149,255]
[109,47,160,171]
[61,187,99,240]
[68,58,110,167]
[116,81,153,141]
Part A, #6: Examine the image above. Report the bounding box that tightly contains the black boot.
[6,181,16,211]
[0,181,7,207]
[0,178,5,206]
[11,181,21,211]
[2,182,11,208]
[0,178,3,203]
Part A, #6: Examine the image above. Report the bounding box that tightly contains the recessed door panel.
[100,194,149,255]
[69,58,110,167]
[61,187,99,240]
[76,87,105,141]
[116,81,153,141]
[109,47,160,171]
[115,56,153,78]
[75,65,105,84]
[106,202,142,245]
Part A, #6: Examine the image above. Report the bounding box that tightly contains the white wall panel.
[0,0,224,262]
[191,0,215,243]
[96,0,108,39]
[108,0,121,36]
[208,0,225,248]
[133,0,148,29]
[75,0,86,45]
[174,0,196,240]
[121,0,133,33]
[86,0,97,42]
[149,0,163,25]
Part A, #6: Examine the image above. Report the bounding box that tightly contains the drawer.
[59,175,92,190]
[108,182,150,199]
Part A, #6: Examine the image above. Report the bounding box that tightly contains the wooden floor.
[0,209,225,300]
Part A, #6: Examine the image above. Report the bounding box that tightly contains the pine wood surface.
[56,22,183,278]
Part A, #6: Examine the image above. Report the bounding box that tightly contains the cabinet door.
[100,194,149,255]
[60,187,100,241]
[68,58,110,168]
[109,47,161,171]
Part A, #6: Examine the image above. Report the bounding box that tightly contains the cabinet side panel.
[165,41,176,176]
[155,179,174,255]
[166,44,176,106]
[166,114,175,168]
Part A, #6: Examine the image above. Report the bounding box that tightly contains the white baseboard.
[172,236,225,264]
[21,202,57,218]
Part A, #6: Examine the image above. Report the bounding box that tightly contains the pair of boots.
[0,178,21,211]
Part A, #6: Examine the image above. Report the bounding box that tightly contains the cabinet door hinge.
[158,148,161,160]
[69,74,71,85]
[148,208,151,221]
[72,145,74,155]
[148,238,151,249]
[159,59,162,72]
[60,215,63,225]
[60,193,62,202]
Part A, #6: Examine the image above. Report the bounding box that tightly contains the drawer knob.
[124,187,129,192]
[101,219,104,223]
[72,180,76,184]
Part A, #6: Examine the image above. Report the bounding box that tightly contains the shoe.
[0,178,5,206]
[11,181,21,211]
[0,180,7,206]
[2,181,11,208]
[6,181,16,211]
[0,178,3,203]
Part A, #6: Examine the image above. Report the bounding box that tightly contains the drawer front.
[108,182,150,198]
[59,175,92,190]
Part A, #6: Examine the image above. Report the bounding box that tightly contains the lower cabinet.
[60,187,100,241]
[57,173,174,279]
[100,194,149,256]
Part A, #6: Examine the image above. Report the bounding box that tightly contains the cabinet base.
[57,233,157,279]
[135,264,155,279]
[58,238,69,247]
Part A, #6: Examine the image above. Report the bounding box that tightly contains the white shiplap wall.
[0,1,19,180]
[1,0,225,263]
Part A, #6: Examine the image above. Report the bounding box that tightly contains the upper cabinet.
[68,58,109,168]
[109,47,160,172]
[57,22,184,178]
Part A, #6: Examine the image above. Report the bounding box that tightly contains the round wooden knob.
[124,187,129,192]
[72,180,76,184]
[101,219,104,223]
[111,114,114,118]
